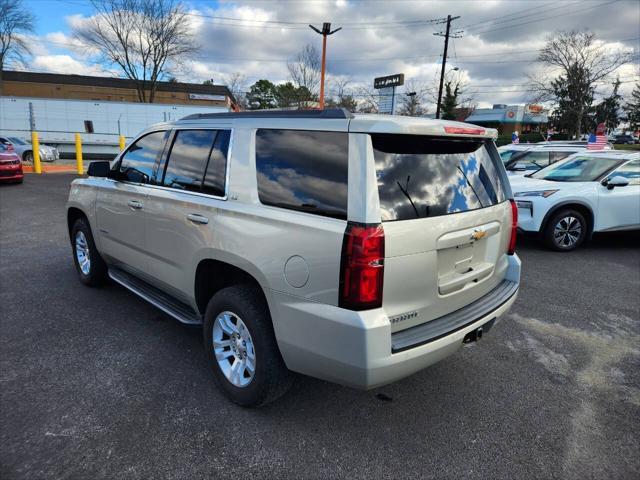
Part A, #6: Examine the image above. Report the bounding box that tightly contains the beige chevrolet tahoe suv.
[67,109,521,406]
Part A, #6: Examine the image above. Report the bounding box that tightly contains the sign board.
[525,104,544,114]
[374,73,404,89]
[378,86,395,115]
[189,93,227,102]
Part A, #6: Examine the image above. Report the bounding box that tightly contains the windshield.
[530,155,623,182]
[8,137,27,145]
[373,135,507,221]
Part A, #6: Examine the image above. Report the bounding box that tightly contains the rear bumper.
[271,254,521,389]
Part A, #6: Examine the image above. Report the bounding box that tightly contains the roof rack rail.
[180,108,354,121]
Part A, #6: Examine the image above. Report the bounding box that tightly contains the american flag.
[587,133,607,150]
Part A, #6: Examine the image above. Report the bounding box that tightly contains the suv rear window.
[373,134,507,221]
[255,129,349,219]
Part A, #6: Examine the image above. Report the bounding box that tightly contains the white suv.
[67,109,521,406]
[511,151,640,250]
[498,143,597,176]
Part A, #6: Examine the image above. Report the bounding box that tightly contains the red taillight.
[508,199,518,255]
[444,126,485,135]
[339,223,385,310]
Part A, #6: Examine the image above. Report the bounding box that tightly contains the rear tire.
[203,285,293,407]
[23,151,33,163]
[71,217,108,286]
[543,209,587,251]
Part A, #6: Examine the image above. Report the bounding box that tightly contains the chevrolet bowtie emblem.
[471,230,486,241]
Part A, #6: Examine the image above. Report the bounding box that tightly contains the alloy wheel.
[75,231,91,275]
[212,311,256,388]
[553,216,582,248]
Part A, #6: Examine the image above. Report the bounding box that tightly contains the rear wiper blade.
[396,176,421,218]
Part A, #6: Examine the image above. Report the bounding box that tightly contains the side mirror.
[87,161,111,178]
[603,175,630,190]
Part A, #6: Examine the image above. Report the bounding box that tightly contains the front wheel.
[543,209,587,251]
[23,151,33,163]
[71,217,108,286]
[203,285,293,407]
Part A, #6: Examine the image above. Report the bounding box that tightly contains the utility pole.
[434,15,462,119]
[28,102,36,131]
[309,23,342,109]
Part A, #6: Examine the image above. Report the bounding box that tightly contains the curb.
[23,165,84,174]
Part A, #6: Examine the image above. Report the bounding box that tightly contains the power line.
[466,0,620,36]
[461,1,583,31]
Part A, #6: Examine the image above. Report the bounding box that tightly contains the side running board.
[109,267,203,325]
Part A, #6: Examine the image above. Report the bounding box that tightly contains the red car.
[0,144,23,183]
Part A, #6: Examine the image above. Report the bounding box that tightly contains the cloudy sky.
[18,0,640,109]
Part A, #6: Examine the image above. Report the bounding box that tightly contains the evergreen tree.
[623,83,640,132]
[246,80,278,110]
[594,78,622,132]
[441,81,462,120]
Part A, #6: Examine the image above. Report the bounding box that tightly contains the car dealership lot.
[1,175,639,480]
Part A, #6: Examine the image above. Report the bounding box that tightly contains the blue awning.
[464,112,504,123]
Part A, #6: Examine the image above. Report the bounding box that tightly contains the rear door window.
[255,129,349,219]
[373,134,507,221]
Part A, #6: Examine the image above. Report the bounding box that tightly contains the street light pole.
[309,23,342,109]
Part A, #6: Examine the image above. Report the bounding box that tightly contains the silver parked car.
[66,109,521,406]
[0,136,60,162]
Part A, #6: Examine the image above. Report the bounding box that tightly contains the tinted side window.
[119,131,167,183]
[202,130,231,197]
[163,130,217,191]
[255,129,349,219]
[612,160,640,185]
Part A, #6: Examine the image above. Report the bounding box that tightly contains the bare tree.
[529,30,631,138]
[355,85,379,113]
[398,79,432,116]
[221,72,249,110]
[0,0,35,82]
[287,44,320,104]
[73,0,199,103]
[326,77,357,111]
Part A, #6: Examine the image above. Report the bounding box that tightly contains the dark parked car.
[614,134,636,145]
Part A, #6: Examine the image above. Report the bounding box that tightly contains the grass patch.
[614,144,640,151]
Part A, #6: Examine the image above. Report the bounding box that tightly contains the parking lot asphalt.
[1,174,639,480]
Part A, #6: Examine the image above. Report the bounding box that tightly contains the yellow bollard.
[75,133,83,175]
[31,131,42,174]
[119,135,126,151]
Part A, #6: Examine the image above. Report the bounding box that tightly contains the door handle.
[127,200,143,210]
[186,213,209,225]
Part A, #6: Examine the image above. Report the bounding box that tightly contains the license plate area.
[436,222,500,295]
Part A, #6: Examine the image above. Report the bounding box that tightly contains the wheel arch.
[541,201,595,238]
[194,258,270,317]
[67,207,89,237]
